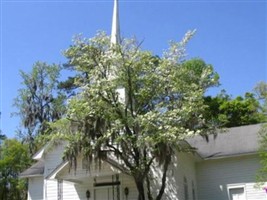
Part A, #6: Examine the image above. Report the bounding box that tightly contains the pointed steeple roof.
[111,0,121,45]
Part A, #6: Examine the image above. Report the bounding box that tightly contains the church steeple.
[111,0,121,45]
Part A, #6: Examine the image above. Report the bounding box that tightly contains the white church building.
[21,124,267,200]
[20,1,267,199]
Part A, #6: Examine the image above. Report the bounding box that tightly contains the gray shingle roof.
[187,124,262,159]
[20,160,44,178]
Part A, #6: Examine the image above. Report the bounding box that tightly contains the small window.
[184,177,189,200]
[228,185,246,200]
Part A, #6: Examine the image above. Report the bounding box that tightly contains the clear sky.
[0,0,266,138]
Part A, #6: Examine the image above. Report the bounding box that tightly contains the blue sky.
[0,0,266,138]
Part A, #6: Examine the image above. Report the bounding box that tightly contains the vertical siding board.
[44,143,66,177]
[43,143,66,199]
[28,177,44,200]
[46,180,58,199]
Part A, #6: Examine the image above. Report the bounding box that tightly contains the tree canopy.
[0,139,31,200]
[255,82,267,185]
[13,62,66,154]
[47,31,219,200]
[204,90,266,128]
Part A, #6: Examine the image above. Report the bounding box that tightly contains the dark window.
[229,187,245,200]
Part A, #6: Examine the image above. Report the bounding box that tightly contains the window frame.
[227,184,246,200]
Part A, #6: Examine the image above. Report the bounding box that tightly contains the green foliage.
[13,62,66,154]
[48,31,219,200]
[181,58,219,90]
[257,125,267,185]
[255,82,267,185]
[58,76,77,97]
[0,139,31,200]
[255,81,267,114]
[0,132,6,142]
[204,90,266,128]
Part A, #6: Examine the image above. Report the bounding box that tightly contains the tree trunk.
[146,176,153,200]
[156,155,171,200]
[135,178,146,200]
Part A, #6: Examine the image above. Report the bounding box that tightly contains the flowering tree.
[49,31,219,200]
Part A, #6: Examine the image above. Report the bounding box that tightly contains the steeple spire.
[111,0,121,45]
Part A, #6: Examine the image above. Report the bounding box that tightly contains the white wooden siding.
[143,152,198,200]
[120,174,138,200]
[43,142,66,199]
[55,156,125,200]
[44,142,66,177]
[162,152,198,200]
[28,177,43,200]
[51,173,136,200]
[58,156,120,180]
[196,154,266,200]
[45,179,58,200]
[27,143,267,200]
[62,180,89,200]
[56,153,198,200]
